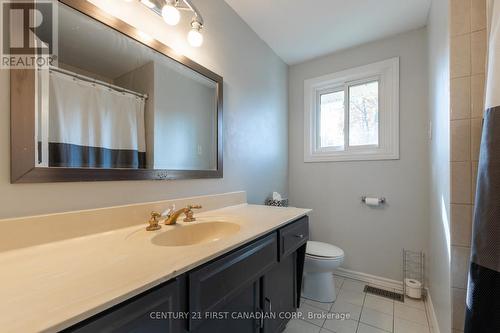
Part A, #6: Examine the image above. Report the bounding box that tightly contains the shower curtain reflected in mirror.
[41,69,146,169]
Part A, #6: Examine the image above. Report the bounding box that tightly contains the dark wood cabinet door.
[192,279,262,333]
[263,252,297,333]
[64,278,183,333]
[188,234,277,331]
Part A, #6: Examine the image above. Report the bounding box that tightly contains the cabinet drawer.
[279,216,309,259]
[188,234,277,331]
[64,278,182,333]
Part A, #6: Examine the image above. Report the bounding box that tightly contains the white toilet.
[302,241,345,303]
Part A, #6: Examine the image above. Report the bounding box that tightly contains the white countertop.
[0,204,310,333]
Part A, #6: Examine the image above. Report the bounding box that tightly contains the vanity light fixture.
[138,0,205,47]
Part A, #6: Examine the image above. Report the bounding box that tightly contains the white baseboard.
[424,288,440,333]
[334,267,403,291]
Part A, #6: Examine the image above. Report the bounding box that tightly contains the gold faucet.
[146,211,162,231]
[164,205,202,225]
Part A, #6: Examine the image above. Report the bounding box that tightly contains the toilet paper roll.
[405,278,422,288]
[364,197,381,207]
[405,278,422,299]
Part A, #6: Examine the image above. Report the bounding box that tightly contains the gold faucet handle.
[184,205,202,222]
[146,211,162,231]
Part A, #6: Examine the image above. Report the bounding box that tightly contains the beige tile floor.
[284,275,430,333]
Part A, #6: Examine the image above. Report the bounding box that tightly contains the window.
[348,80,379,147]
[304,58,399,162]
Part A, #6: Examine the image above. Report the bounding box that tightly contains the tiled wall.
[450,0,487,331]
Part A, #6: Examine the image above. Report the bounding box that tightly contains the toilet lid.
[306,241,344,258]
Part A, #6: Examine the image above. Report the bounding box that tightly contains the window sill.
[304,150,400,162]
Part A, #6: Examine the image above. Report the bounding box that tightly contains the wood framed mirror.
[10,0,223,183]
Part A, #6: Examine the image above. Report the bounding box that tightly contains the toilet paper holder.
[361,196,386,204]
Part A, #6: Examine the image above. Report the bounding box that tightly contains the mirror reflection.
[36,2,219,171]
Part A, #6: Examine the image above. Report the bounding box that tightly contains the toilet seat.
[306,253,344,261]
[306,241,344,259]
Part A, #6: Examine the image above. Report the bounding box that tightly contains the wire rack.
[403,249,426,300]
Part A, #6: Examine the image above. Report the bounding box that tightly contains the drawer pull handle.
[265,297,272,313]
[295,234,305,239]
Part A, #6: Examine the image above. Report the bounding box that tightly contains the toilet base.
[302,272,337,302]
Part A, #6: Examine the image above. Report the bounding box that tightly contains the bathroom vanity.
[0,194,311,333]
[63,216,308,333]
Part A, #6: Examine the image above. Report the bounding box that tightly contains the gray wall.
[427,0,452,332]
[288,28,429,281]
[0,0,288,218]
[153,61,217,170]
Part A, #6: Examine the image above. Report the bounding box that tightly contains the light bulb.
[161,4,180,26]
[187,28,203,47]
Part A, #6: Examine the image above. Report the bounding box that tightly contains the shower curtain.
[465,1,500,332]
[48,70,146,168]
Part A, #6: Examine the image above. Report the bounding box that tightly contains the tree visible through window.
[349,81,379,147]
[318,80,379,150]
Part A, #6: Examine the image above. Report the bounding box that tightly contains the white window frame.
[304,57,399,162]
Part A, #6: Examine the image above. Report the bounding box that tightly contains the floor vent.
[364,285,404,302]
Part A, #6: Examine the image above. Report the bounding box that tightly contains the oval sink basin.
[151,222,240,247]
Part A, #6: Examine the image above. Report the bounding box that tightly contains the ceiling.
[224,0,432,65]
